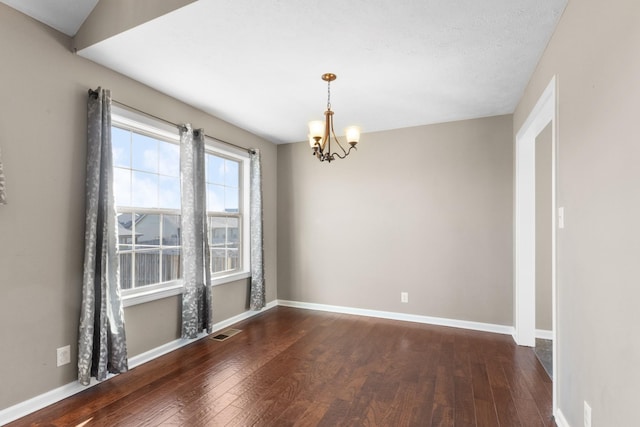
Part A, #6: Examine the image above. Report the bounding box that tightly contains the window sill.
[122,271,251,308]
[211,270,251,287]
[122,283,184,308]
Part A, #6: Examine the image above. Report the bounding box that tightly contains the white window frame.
[112,106,250,307]
[204,136,251,286]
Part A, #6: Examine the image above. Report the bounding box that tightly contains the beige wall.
[278,115,513,325]
[0,4,277,410]
[514,0,640,424]
[535,123,553,331]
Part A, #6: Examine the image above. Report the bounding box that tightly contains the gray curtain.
[180,124,213,338]
[78,88,128,386]
[0,146,6,205]
[249,149,265,310]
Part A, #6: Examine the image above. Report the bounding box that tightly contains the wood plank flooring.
[8,307,555,426]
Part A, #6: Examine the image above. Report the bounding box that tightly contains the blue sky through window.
[205,153,239,213]
[112,126,180,210]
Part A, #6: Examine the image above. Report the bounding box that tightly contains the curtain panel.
[249,149,265,310]
[180,124,213,338]
[78,88,128,385]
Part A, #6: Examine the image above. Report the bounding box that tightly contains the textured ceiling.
[5,0,567,144]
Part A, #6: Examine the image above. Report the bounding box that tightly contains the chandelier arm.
[329,116,348,156]
[330,145,357,160]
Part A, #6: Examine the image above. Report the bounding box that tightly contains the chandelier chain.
[327,79,331,110]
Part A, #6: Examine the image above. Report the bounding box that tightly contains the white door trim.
[514,75,558,414]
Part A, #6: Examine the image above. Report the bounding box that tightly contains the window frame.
[204,136,251,285]
[111,106,250,308]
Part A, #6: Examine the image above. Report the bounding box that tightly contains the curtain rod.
[110,99,255,154]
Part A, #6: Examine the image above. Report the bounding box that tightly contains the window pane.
[114,167,132,207]
[162,214,181,246]
[207,183,225,212]
[225,187,239,212]
[132,133,158,173]
[135,250,160,287]
[158,141,179,177]
[206,154,225,185]
[112,127,131,168]
[159,176,180,210]
[227,217,240,246]
[225,159,239,187]
[209,216,230,273]
[119,253,133,290]
[227,217,240,271]
[210,248,226,273]
[132,171,159,208]
[162,248,181,282]
[208,216,240,274]
[209,216,226,248]
[117,213,135,247]
[117,212,137,230]
[134,214,161,248]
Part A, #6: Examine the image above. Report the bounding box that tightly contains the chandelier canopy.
[308,73,361,163]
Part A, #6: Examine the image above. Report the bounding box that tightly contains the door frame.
[514,75,558,414]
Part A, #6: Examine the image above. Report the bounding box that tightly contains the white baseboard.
[277,300,515,336]
[554,408,571,427]
[0,301,277,426]
[129,299,277,369]
[536,329,554,340]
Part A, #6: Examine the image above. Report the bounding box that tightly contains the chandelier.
[308,73,361,163]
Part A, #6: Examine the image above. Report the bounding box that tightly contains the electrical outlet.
[584,401,592,427]
[401,292,409,303]
[57,345,70,367]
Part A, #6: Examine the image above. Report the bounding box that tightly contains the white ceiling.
[4,0,567,144]
[0,0,98,36]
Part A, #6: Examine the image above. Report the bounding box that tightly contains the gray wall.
[535,123,553,332]
[278,115,514,325]
[513,0,640,424]
[0,4,277,410]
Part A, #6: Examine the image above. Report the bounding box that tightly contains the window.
[112,116,182,300]
[112,107,251,307]
[204,138,250,281]
[206,152,241,274]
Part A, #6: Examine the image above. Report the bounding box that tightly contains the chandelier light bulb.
[308,121,324,141]
[345,126,361,144]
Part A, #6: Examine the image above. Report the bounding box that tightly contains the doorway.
[514,76,558,413]
[534,121,554,378]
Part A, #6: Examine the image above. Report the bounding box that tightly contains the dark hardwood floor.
[9,307,554,426]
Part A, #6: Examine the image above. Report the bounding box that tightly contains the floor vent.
[211,328,242,341]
